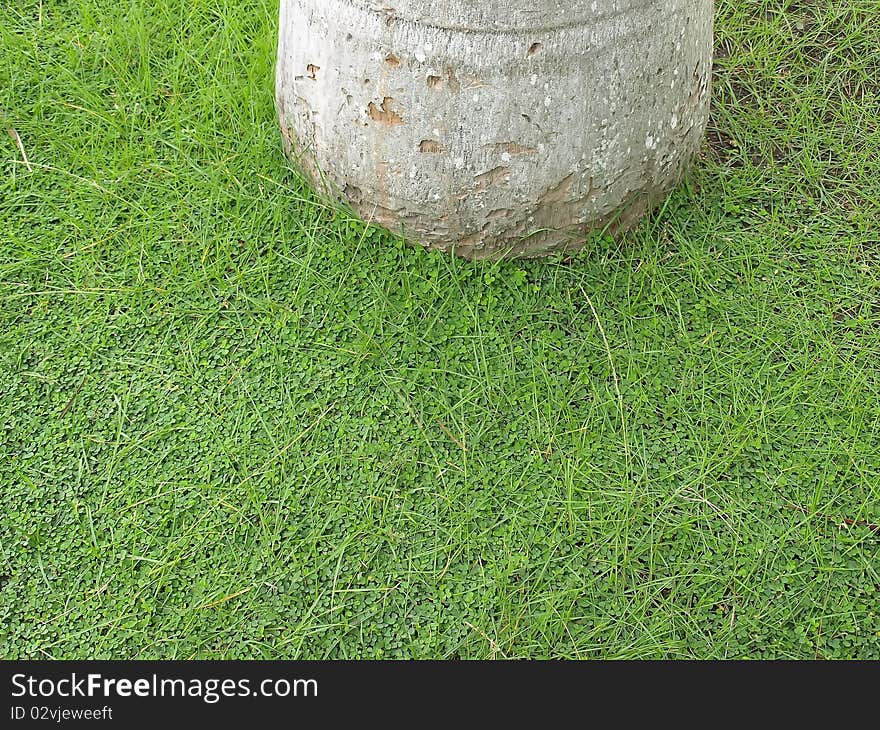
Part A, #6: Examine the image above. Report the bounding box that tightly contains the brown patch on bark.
[367,97,404,125]
[491,141,536,155]
[385,53,400,67]
[539,173,575,203]
[419,139,445,153]
[306,64,320,80]
[473,166,510,190]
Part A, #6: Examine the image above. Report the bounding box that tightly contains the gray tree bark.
[276,1,713,259]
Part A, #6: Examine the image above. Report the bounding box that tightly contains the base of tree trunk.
[276,0,713,259]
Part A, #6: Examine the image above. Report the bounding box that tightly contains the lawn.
[1,0,879,659]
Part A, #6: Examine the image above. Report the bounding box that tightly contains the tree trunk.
[276,1,713,259]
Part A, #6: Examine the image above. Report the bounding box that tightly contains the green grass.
[1,0,879,659]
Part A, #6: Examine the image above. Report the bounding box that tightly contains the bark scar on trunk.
[367,97,404,124]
